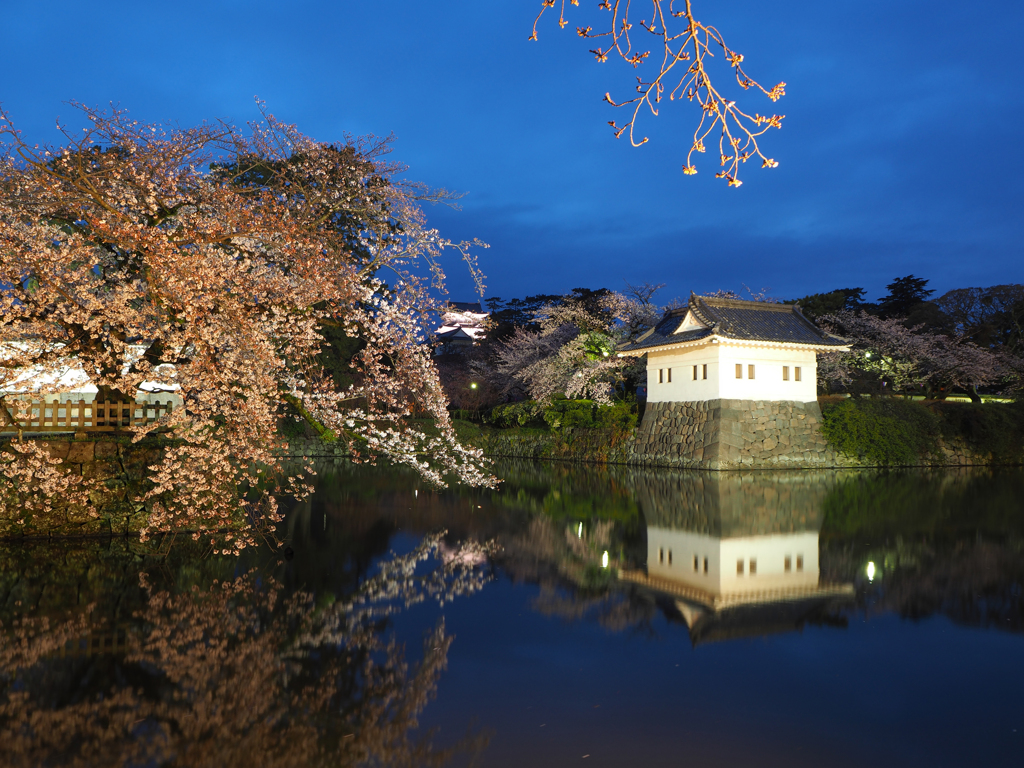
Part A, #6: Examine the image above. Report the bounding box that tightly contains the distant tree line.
[436,276,1023,415]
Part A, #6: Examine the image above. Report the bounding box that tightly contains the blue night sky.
[3,1,1022,305]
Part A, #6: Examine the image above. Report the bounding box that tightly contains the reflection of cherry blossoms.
[496,516,655,633]
[0,534,496,768]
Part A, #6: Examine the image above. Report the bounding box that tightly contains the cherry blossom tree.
[0,103,494,550]
[818,310,1004,400]
[532,1,786,185]
[483,290,649,405]
[934,285,1024,392]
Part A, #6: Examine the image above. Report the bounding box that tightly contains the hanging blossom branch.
[531,0,785,186]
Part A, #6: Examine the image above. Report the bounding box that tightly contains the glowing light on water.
[867,561,876,581]
[602,551,609,568]
[578,522,583,538]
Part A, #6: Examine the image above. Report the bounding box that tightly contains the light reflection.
[867,561,876,581]
[602,551,609,568]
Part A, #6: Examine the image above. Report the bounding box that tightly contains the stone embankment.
[276,435,349,460]
[1,435,159,536]
[469,399,1009,470]
[627,399,854,470]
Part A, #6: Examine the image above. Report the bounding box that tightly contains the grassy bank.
[820,397,1024,466]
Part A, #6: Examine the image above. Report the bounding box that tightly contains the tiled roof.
[618,294,847,353]
[435,327,475,340]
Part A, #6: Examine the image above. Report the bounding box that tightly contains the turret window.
[795,367,802,381]
[735,364,742,379]
[783,366,790,381]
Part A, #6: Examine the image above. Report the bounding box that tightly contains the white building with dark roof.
[618,295,849,469]
[619,294,848,404]
[433,301,488,355]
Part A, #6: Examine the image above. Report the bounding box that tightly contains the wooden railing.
[0,398,174,434]
[54,629,130,659]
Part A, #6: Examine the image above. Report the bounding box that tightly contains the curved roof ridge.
[688,294,718,330]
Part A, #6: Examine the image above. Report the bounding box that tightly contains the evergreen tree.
[878,275,934,318]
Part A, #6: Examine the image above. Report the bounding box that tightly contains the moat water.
[2,462,1023,766]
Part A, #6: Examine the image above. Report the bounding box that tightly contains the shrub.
[929,400,1024,462]
[543,399,596,430]
[542,399,637,433]
[488,401,543,428]
[820,397,940,465]
[594,402,637,432]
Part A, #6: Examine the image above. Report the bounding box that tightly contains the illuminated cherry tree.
[819,310,1004,399]
[0,103,494,550]
[485,291,646,404]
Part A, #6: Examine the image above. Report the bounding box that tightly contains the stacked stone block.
[628,399,846,470]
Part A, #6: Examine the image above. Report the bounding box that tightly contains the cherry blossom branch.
[531,0,785,186]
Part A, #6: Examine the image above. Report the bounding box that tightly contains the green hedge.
[821,397,1024,465]
[541,399,637,433]
[488,399,637,434]
[488,401,545,428]
[821,398,939,465]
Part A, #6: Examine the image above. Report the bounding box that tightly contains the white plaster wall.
[647,527,819,595]
[645,343,819,403]
[716,344,818,402]
[645,347,720,403]
[718,533,819,593]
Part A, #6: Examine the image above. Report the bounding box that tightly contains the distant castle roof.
[445,301,484,314]
[618,294,848,353]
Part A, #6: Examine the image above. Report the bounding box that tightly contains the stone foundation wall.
[277,435,349,459]
[625,399,857,470]
[1,436,162,536]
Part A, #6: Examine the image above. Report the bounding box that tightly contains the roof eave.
[618,334,850,356]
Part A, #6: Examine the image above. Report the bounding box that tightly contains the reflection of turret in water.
[618,470,854,644]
